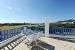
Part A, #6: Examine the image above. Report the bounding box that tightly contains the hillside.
[56,19,75,24]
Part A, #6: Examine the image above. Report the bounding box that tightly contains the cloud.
[0,5,22,11]
[7,7,12,9]
[6,6,22,11]
[1,6,13,10]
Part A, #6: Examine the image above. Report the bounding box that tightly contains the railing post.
[16,28,18,35]
[18,28,20,34]
[14,28,16,36]
[10,29,13,37]
[13,28,15,36]
[4,30,8,40]
[72,28,75,35]
[0,30,2,42]
[17,28,19,34]
[20,26,24,34]
[12,29,14,36]
[10,28,14,37]
[24,26,27,34]
[72,28,74,35]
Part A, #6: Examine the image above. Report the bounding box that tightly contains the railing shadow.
[0,37,25,50]
[27,40,55,50]
[37,40,55,50]
[50,36,75,43]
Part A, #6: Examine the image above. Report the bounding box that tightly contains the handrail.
[0,26,24,48]
[0,26,24,42]
[0,34,22,48]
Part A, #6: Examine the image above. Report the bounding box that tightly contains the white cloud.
[6,6,22,11]
[0,5,22,11]
[7,7,12,9]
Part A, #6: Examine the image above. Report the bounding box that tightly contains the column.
[45,16,49,37]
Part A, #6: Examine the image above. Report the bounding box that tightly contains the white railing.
[0,26,24,48]
[0,34,22,48]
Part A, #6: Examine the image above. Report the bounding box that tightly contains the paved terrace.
[38,36,75,50]
[1,35,75,50]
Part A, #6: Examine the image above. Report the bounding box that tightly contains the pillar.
[45,16,49,37]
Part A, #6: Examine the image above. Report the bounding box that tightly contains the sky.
[0,0,75,23]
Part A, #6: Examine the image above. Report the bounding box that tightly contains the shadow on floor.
[38,41,55,50]
[50,36,75,43]
[0,37,25,50]
[31,40,55,50]
[31,46,44,50]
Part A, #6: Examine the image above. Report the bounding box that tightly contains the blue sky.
[0,0,75,23]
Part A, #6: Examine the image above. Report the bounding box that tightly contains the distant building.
[62,22,74,24]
